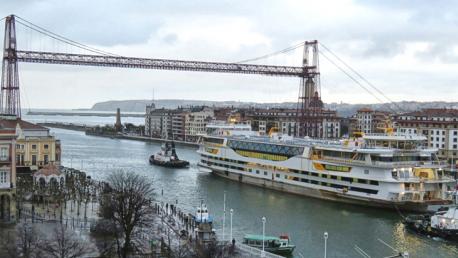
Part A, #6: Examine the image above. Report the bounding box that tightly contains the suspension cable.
[319,42,404,112]
[319,50,397,113]
[14,15,120,57]
[236,41,305,64]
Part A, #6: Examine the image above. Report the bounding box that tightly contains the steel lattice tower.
[296,41,322,137]
[1,15,21,117]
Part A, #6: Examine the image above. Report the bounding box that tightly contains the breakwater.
[39,122,199,147]
[28,111,144,117]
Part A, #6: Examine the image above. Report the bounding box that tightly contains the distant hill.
[88,99,458,117]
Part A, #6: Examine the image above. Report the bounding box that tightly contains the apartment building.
[145,104,215,142]
[349,108,391,136]
[393,108,458,162]
[246,108,341,138]
[0,117,16,223]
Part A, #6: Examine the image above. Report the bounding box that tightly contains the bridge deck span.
[16,50,313,77]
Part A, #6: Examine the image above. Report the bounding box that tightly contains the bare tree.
[0,222,42,258]
[103,171,154,258]
[39,224,92,258]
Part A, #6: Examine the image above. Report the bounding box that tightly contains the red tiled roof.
[357,107,373,113]
[401,108,458,117]
[34,164,61,177]
[0,118,48,130]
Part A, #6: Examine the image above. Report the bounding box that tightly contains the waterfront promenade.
[13,165,277,257]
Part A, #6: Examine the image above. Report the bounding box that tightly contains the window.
[44,155,49,164]
[264,171,268,176]
[276,174,280,178]
[0,147,8,161]
[32,144,37,150]
[44,144,49,150]
[32,155,37,166]
[0,171,7,184]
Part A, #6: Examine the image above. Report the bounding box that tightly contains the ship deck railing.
[235,243,285,258]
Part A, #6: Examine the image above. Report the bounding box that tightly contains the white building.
[185,107,214,141]
[394,108,458,164]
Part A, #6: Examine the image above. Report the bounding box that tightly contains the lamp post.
[262,216,266,257]
[230,209,234,241]
[324,232,328,258]
[223,191,226,241]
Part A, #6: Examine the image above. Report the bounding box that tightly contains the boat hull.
[209,167,449,212]
[149,155,189,168]
[403,215,458,241]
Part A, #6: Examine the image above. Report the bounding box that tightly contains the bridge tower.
[1,15,21,118]
[296,40,323,138]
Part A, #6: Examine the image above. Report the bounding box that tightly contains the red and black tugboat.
[149,141,190,168]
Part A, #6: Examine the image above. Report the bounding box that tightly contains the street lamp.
[324,232,328,258]
[230,209,234,241]
[222,191,226,241]
[262,216,266,257]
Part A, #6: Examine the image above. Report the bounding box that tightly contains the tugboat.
[243,234,296,256]
[149,141,189,168]
[403,206,458,240]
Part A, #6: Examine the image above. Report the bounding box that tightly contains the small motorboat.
[403,206,458,241]
[243,234,296,256]
[149,141,189,168]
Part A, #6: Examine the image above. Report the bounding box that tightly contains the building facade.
[246,108,341,138]
[145,104,215,142]
[184,107,214,142]
[349,108,391,136]
[14,120,61,173]
[393,108,458,163]
[0,117,16,223]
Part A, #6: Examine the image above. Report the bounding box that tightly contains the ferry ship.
[197,128,455,212]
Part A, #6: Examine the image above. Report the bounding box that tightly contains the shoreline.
[38,122,199,147]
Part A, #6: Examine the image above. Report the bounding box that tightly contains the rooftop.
[400,108,458,118]
[34,164,62,177]
[0,118,48,131]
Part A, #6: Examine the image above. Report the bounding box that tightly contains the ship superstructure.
[198,130,455,211]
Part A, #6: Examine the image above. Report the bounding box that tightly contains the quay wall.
[39,122,199,147]
[38,122,89,132]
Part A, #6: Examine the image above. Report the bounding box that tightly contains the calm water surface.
[42,126,458,258]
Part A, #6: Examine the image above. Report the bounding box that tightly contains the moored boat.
[149,141,189,168]
[243,234,296,255]
[198,126,455,212]
[403,206,458,240]
[194,204,213,224]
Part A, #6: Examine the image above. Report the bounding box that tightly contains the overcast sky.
[1,0,458,109]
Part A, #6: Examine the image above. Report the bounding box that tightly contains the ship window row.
[201,155,379,186]
[202,159,378,194]
[370,155,431,162]
[289,169,379,186]
[203,137,225,144]
[290,177,378,194]
[201,160,245,171]
[201,154,247,165]
[227,140,304,157]
[235,150,288,161]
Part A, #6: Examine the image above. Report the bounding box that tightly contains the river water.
[25,114,458,258]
